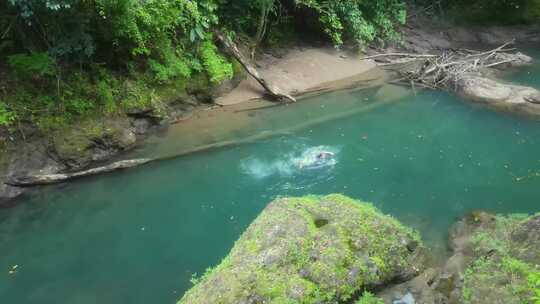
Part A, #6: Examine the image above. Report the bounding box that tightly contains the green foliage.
[462,214,540,304]
[356,291,384,304]
[189,267,214,286]
[429,0,540,24]
[5,0,536,134]
[529,271,540,304]
[95,0,218,56]
[95,71,119,114]
[217,0,278,34]
[0,103,16,127]
[7,53,55,78]
[1,0,414,134]
[92,0,222,83]
[148,56,191,83]
[7,0,96,58]
[199,40,233,83]
[296,0,407,47]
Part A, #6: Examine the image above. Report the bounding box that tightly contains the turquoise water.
[1,65,540,303]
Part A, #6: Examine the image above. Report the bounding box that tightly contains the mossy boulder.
[178,194,426,304]
[455,212,540,304]
[51,118,136,170]
[373,212,540,304]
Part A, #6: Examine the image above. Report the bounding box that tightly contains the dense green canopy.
[0,0,409,68]
[2,0,538,73]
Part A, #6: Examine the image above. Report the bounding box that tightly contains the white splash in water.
[240,145,339,179]
[240,158,295,179]
[292,146,339,170]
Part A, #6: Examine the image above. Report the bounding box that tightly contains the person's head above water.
[316,151,334,159]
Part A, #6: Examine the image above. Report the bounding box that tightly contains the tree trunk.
[6,159,152,186]
[215,31,296,103]
[251,4,270,60]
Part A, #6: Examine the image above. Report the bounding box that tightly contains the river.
[1,57,539,304]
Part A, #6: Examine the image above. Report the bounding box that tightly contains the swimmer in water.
[297,150,335,169]
[316,151,335,160]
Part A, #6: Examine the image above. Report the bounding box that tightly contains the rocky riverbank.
[377,211,540,304]
[0,46,380,206]
[178,194,540,304]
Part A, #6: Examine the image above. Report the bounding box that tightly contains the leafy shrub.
[148,57,191,83]
[529,271,540,304]
[96,79,117,114]
[64,96,95,115]
[94,0,219,73]
[7,52,55,78]
[199,40,233,83]
[296,0,407,47]
[355,291,385,304]
[0,103,16,127]
[6,0,96,59]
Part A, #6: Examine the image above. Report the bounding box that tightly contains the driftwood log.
[6,158,152,187]
[363,42,532,90]
[364,42,540,117]
[215,31,296,103]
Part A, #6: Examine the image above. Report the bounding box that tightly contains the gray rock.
[0,140,64,205]
[378,268,448,304]
[456,75,540,118]
[510,214,540,264]
[0,117,142,205]
[51,118,137,171]
[131,118,154,135]
[393,292,416,304]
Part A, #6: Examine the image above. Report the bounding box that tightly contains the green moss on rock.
[460,213,540,304]
[52,118,136,170]
[178,194,425,304]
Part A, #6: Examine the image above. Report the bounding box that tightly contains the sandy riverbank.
[216,46,380,105]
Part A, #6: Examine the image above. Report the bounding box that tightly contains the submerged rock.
[178,194,426,304]
[457,76,540,118]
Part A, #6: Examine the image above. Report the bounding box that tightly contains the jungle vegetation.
[0,0,538,131]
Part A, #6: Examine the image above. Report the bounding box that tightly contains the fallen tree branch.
[215,31,296,103]
[6,159,152,186]
[368,41,530,92]
[483,59,517,68]
[361,53,438,60]
[464,41,515,58]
